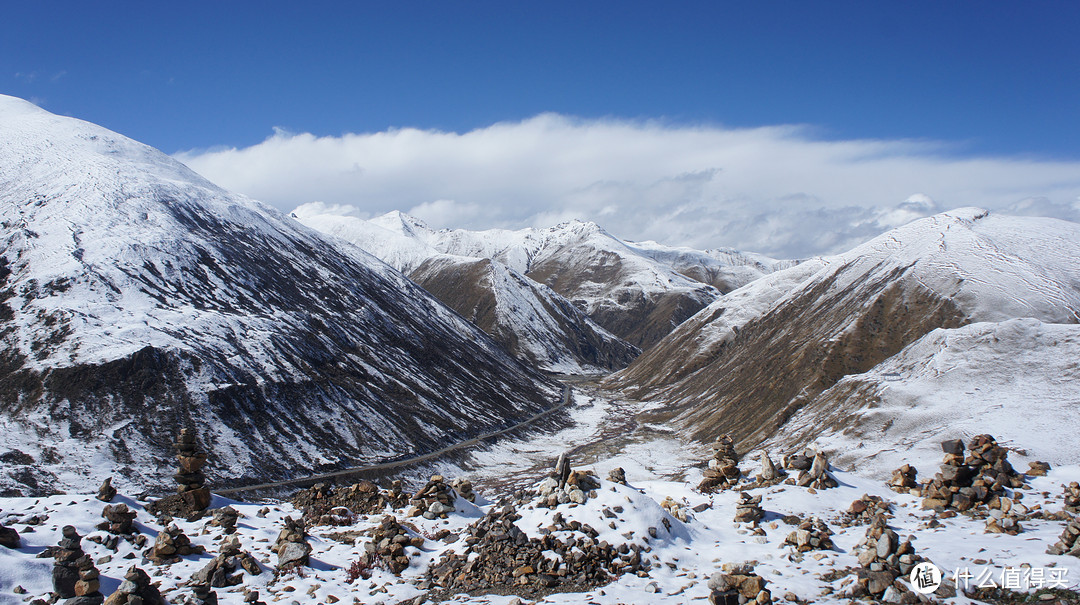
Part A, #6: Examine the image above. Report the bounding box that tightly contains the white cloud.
[175,115,1080,258]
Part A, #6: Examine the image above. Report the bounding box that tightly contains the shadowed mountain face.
[290,210,639,374]
[608,209,1080,453]
[0,95,561,496]
[410,256,640,373]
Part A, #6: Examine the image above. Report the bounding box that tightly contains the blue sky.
[5,1,1077,157]
[5,2,1080,256]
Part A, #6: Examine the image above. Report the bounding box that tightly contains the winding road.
[215,385,572,497]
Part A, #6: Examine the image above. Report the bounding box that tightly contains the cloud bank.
[176,115,1080,258]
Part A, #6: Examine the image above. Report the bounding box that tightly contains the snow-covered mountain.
[609,208,1080,470]
[306,209,786,349]
[0,94,562,496]
[291,208,638,374]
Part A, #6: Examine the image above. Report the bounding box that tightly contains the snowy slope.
[611,209,1080,454]
[291,207,638,373]
[773,318,1080,477]
[0,94,561,495]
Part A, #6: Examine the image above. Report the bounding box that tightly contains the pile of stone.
[100,566,167,605]
[185,583,217,605]
[147,523,204,564]
[751,451,786,488]
[783,517,835,552]
[409,475,458,519]
[852,514,925,602]
[783,449,838,490]
[1026,461,1052,476]
[698,435,742,493]
[291,479,406,526]
[191,535,261,588]
[921,435,1024,512]
[707,563,772,605]
[52,526,86,600]
[984,496,1026,535]
[363,514,422,575]
[536,457,602,508]
[1064,482,1080,513]
[607,467,627,485]
[0,523,18,549]
[175,428,211,512]
[208,506,239,534]
[63,554,105,605]
[840,494,893,527]
[98,503,137,535]
[451,478,476,503]
[887,465,918,494]
[96,477,117,502]
[733,492,764,524]
[1046,515,1080,557]
[660,496,690,523]
[427,506,631,597]
[272,516,311,570]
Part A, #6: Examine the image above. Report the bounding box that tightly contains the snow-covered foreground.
[1,453,1078,604]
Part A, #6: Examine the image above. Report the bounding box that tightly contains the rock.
[607,467,627,484]
[940,439,964,455]
[102,566,167,605]
[867,570,896,595]
[95,478,117,503]
[99,503,137,535]
[1027,461,1051,476]
[0,525,19,549]
[277,541,312,569]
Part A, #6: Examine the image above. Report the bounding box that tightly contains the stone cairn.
[191,534,260,588]
[536,454,601,508]
[426,505,627,595]
[96,477,117,503]
[707,562,772,605]
[101,566,168,605]
[839,494,892,527]
[451,478,476,503]
[1064,481,1080,513]
[175,428,211,512]
[0,522,18,549]
[68,554,105,605]
[851,514,927,602]
[733,493,764,525]
[887,464,918,494]
[783,517,835,552]
[920,435,1023,512]
[271,516,312,570]
[1046,515,1080,557]
[698,435,741,493]
[409,475,458,519]
[751,451,786,488]
[186,583,217,605]
[607,467,627,485]
[783,449,838,490]
[52,525,85,600]
[147,522,204,564]
[98,503,137,535]
[291,479,406,526]
[984,496,1026,535]
[364,514,421,575]
[208,506,239,534]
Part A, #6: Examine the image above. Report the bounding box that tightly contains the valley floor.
[1,385,1078,605]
